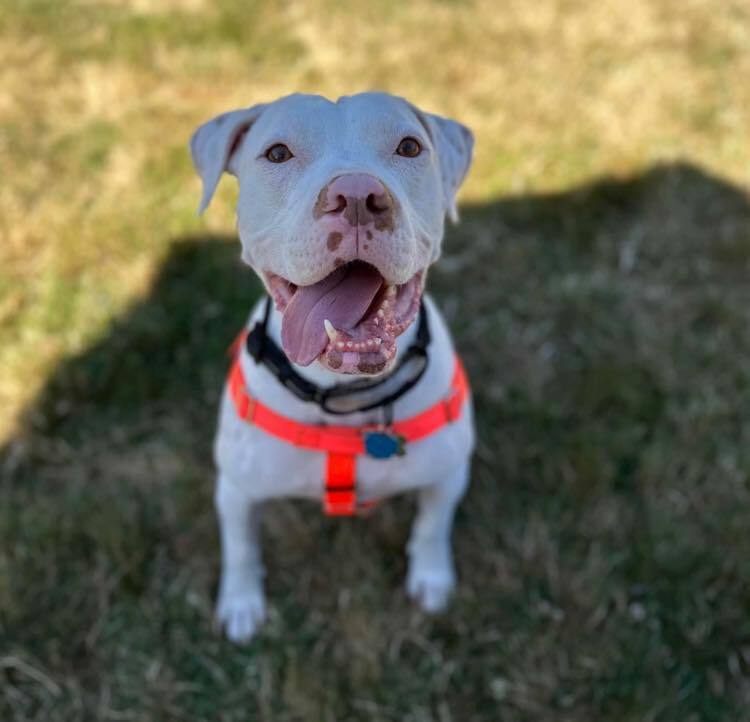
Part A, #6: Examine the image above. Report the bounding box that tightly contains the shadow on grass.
[3,162,750,721]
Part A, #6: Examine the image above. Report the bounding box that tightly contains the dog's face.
[191,92,473,375]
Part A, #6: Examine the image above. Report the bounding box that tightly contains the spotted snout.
[309,173,400,274]
[314,174,395,231]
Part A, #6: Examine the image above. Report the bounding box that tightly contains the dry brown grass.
[2,1,749,439]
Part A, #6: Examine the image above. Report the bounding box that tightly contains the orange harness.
[228,335,470,516]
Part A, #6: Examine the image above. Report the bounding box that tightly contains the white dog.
[190,92,475,643]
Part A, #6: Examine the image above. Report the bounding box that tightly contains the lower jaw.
[319,272,423,375]
[320,334,397,375]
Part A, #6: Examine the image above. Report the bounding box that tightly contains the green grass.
[3,165,750,721]
[2,1,750,719]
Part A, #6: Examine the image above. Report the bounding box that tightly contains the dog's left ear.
[189,103,267,214]
[413,108,474,222]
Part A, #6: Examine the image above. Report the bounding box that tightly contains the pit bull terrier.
[190,92,475,643]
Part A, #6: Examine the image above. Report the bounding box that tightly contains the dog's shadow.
[3,161,750,711]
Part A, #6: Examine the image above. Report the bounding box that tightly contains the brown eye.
[396,137,422,157]
[265,143,294,163]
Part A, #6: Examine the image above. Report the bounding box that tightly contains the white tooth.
[382,300,389,309]
[374,317,379,326]
[387,285,397,297]
[324,319,337,342]
[375,337,382,345]
[377,309,385,318]
[337,341,345,349]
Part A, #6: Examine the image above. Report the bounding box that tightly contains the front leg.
[406,460,470,613]
[214,473,266,643]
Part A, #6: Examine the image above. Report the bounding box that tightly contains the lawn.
[2,1,750,720]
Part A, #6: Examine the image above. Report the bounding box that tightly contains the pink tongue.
[281,264,384,365]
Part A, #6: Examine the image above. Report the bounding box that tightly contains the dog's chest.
[215,387,472,504]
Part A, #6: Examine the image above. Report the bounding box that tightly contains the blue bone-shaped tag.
[364,431,406,459]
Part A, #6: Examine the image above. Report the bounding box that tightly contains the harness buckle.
[324,489,357,516]
[325,453,357,515]
[443,391,459,422]
[243,395,257,422]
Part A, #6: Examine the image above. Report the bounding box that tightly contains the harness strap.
[324,453,357,515]
[228,335,469,516]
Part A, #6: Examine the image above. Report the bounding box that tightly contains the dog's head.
[190,92,473,375]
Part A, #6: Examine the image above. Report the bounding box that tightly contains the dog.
[190,92,475,643]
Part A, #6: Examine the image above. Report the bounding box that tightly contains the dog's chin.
[264,261,425,376]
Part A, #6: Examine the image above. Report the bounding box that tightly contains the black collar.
[245,297,431,416]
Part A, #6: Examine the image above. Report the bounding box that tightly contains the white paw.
[215,586,266,644]
[406,560,456,613]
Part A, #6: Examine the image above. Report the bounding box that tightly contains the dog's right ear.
[189,104,267,214]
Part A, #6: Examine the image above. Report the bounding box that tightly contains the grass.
[2,1,750,719]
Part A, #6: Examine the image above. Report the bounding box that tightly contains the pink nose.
[318,173,393,227]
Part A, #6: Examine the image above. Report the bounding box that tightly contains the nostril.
[331,194,347,214]
[366,192,390,214]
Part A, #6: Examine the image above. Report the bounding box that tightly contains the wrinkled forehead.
[248,93,426,150]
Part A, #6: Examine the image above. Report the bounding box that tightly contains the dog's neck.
[263,301,420,390]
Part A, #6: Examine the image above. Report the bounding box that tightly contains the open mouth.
[265,261,424,375]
